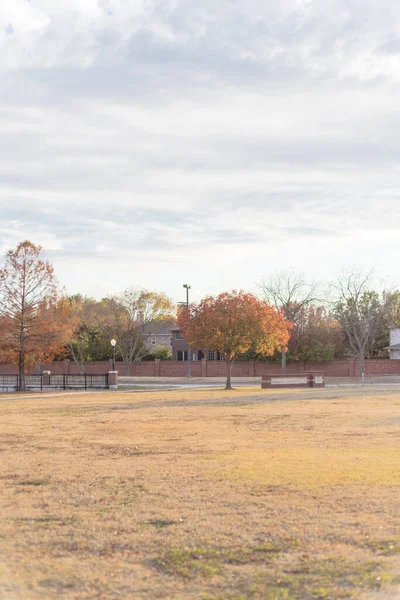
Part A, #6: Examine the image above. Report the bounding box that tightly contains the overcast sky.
[1,0,400,302]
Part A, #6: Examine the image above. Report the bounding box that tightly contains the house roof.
[384,343,400,350]
[142,318,176,336]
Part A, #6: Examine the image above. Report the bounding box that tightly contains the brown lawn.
[1,385,400,599]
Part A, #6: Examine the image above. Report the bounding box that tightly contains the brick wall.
[159,360,202,377]
[357,360,400,375]
[1,358,400,377]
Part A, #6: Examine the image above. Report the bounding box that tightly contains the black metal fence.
[0,374,109,392]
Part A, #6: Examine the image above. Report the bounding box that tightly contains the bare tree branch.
[259,269,319,371]
[330,269,383,376]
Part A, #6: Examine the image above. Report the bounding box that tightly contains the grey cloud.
[378,37,400,55]
[284,227,337,237]
[1,0,400,298]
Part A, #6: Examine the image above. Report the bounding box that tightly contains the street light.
[183,284,191,377]
[110,339,116,371]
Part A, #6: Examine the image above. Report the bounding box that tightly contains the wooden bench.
[261,372,325,389]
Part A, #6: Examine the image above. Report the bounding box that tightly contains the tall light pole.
[110,339,116,371]
[183,284,191,377]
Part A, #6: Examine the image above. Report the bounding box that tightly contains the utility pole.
[183,284,191,377]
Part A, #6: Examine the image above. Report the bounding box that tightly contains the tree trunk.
[69,345,85,374]
[359,350,365,378]
[281,348,287,373]
[225,359,233,390]
[19,347,26,392]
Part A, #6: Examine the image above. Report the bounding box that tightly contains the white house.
[386,328,400,359]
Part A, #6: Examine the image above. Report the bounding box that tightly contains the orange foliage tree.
[0,241,76,390]
[177,290,292,389]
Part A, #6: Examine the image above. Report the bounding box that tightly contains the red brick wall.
[159,361,202,377]
[358,360,400,375]
[0,363,18,374]
[1,358,400,377]
[306,360,351,377]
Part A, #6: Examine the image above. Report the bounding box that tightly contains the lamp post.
[110,339,116,371]
[183,284,191,377]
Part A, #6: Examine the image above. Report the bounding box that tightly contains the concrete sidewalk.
[118,376,258,388]
[118,375,400,388]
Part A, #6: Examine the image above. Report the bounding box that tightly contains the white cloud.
[0,0,400,300]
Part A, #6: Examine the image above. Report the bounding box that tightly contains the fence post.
[108,371,118,389]
[85,374,87,390]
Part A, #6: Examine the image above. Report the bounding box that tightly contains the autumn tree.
[0,241,74,390]
[289,305,344,362]
[65,295,102,373]
[178,290,292,390]
[259,270,318,371]
[93,289,175,374]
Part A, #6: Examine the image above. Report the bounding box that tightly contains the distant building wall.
[390,329,400,345]
[389,328,400,359]
[142,334,172,352]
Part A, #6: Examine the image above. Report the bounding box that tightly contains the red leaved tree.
[178,290,292,390]
[0,241,76,390]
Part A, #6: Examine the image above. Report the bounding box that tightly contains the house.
[386,328,400,359]
[171,327,224,361]
[142,319,176,353]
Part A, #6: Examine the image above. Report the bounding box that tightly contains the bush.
[142,345,172,361]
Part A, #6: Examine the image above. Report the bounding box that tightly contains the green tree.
[368,290,400,358]
[289,305,344,362]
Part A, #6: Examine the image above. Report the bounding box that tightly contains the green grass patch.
[13,516,72,523]
[265,557,399,599]
[154,543,282,578]
[363,538,400,556]
[155,547,220,578]
[143,519,177,529]
[16,478,49,486]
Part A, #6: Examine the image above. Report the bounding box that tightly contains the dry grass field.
[1,385,400,600]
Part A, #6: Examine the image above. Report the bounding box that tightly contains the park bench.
[261,372,325,389]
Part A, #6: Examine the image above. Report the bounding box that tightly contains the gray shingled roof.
[142,318,176,335]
